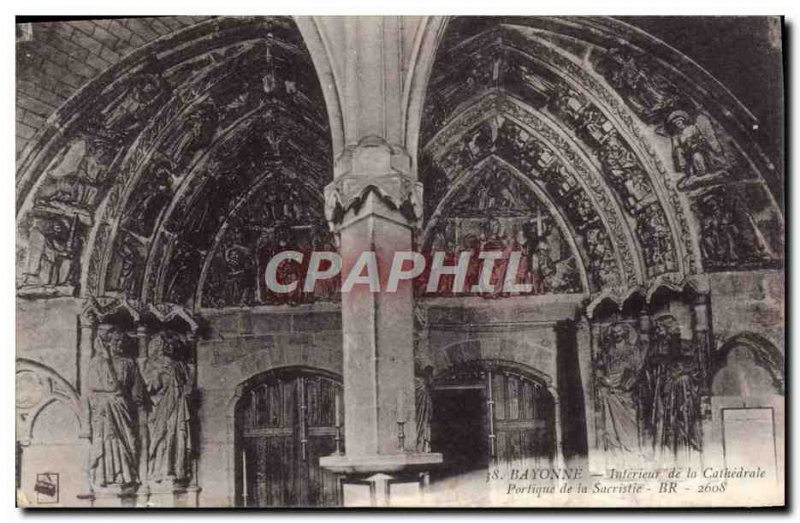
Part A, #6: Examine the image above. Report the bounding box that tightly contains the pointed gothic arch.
[15,17,339,313]
[416,16,784,304]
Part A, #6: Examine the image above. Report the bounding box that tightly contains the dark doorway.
[430,387,489,479]
[429,360,557,477]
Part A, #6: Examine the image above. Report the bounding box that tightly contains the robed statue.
[641,316,702,459]
[87,327,147,487]
[142,332,195,483]
[595,323,645,456]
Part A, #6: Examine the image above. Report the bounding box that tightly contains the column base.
[144,479,201,508]
[91,484,139,508]
[320,452,442,507]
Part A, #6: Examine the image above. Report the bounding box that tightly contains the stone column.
[586,320,604,474]
[134,324,150,505]
[637,311,654,458]
[691,292,713,460]
[317,16,441,506]
[691,293,713,391]
[76,308,97,506]
[574,319,596,464]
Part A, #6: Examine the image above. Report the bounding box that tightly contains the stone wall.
[16,297,83,389]
[708,270,784,353]
[420,295,584,383]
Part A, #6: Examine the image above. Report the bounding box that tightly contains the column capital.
[324,139,423,233]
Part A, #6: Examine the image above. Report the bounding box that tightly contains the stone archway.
[712,333,784,396]
[15,16,336,312]
[416,16,784,305]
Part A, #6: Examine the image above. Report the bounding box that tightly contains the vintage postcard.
[15,15,785,508]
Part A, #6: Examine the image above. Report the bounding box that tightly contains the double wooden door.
[430,362,556,477]
[235,368,343,507]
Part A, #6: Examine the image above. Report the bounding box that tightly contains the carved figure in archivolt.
[665,110,730,190]
[125,155,177,238]
[478,218,511,295]
[21,216,82,289]
[596,49,677,123]
[36,136,113,211]
[104,65,170,137]
[597,133,652,209]
[87,327,147,487]
[595,322,645,455]
[694,188,777,270]
[142,332,195,483]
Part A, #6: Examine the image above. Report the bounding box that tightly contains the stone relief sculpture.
[77,298,200,494]
[665,110,731,190]
[597,133,653,210]
[36,132,116,211]
[595,322,644,455]
[693,188,778,270]
[13,15,785,509]
[595,49,678,124]
[103,65,171,138]
[86,327,147,488]
[142,332,195,484]
[124,156,176,238]
[421,164,583,297]
[21,217,81,289]
[594,314,705,461]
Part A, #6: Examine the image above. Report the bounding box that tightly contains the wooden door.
[489,369,555,465]
[236,368,343,507]
[431,361,556,473]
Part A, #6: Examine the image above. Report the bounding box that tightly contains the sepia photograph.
[13,13,786,509]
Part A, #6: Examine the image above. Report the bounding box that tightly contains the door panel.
[237,369,343,507]
[492,370,555,465]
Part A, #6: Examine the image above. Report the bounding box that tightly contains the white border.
[3,2,797,522]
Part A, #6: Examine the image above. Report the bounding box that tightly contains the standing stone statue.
[87,327,146,487]
[595,323,645,456]
[641,316,702,459]
[142,332,195,483]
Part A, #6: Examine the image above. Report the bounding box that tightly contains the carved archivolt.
[418,18,783,302]
[16,17,333,312]
[16,16,784,309]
